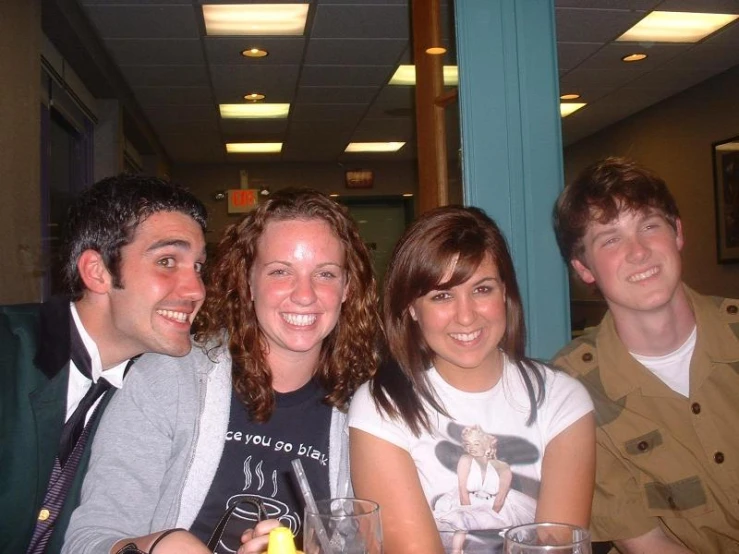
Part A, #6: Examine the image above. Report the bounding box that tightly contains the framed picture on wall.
[712,135,739,263]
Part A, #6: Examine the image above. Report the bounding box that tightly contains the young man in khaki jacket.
[552,157,739,554]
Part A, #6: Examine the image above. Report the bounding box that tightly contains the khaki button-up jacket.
[553,286,739,553]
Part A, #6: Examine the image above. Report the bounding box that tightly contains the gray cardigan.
[62,343,352,554]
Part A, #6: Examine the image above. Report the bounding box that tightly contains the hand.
[238,519,284,554]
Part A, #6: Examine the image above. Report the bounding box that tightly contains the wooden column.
[412,0,448,213]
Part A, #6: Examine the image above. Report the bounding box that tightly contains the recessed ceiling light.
[425,46,447,55]
[560,93,580,100]
[243,93,266,102]
[226,143,282,154]
[617,11,739,43]
[560,103,586,117]
[345,142,406,153]
[402,193,414,197]
[219,103,289,119]
[241,48,268,58]
[622,53,648,62]
[203,4,309,36]
[389,65,458,86]
[329,193,340,197]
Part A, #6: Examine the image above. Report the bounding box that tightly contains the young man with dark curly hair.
[0,175,207,554]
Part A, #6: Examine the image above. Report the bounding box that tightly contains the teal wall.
[454,0,570,359]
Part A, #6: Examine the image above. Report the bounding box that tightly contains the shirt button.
[582,352,593,362]
[38,508,50,521]
[714,452,725,464]
[691,403,701,414]
[637,440,649,451]
[727,304,738,315]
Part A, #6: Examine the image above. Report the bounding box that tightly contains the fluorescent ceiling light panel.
[203,4,309,36]
[226,143,282,153]
[219,104,289,119]
[389,65,458,86]
[617,11,738,43]
[560,103,586,117]
[345,142,406,153]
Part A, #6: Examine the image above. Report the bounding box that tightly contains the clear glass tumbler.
[504,522,591,554]
[303,498,383,554]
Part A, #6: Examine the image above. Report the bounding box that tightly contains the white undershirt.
[65,303,127,423]
[630,325,696,398]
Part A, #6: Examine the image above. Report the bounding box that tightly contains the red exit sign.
[228,189,259,213]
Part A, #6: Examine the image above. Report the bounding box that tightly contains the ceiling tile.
[351,118,414,141]
[665,43,739,71]
[133,86,213,105]
[151,119,220,135]
[119,65,209,87]
[210,65,300,102]
[81,5,200,39]
[219,118,289,136]
[291,103,366,122]
[204,37,306,65]
[301,65,395,87]
[575,42,688,71]
[555,0,659,7]
[104,39,205,65]
[557,42,603,71]
[79,0,191,4]
[296,86,380,104]
[305,39,407,65]
[312,5,410,39]
[142,104,217,123]
[560,68,645,89]
[555,8,648,43]
[656,0,739,13]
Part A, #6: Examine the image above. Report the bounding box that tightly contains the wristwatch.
[115,544,146,554]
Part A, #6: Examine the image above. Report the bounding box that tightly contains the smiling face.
[104,211,207,362]
[249,218,348,374]
[409,255,506,390]
[461,426,497,459]
[572,208,684,320]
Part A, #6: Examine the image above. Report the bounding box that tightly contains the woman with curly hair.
[63,189,381,554]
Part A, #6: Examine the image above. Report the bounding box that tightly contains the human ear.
[77,250,112,294]
[341,277,349,303]
[675,218,685,252]
[408,305,417,321]
[571,258,596,285]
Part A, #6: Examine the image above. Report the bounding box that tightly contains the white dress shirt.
[65,303,127,423]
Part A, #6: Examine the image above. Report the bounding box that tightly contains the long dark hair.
[372,205,544,435]
[194,188,382,422]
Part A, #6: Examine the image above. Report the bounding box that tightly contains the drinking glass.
[504,522,591,554]
[304,498,383,554]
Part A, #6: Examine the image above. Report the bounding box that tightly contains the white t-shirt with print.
[348,357,593,534]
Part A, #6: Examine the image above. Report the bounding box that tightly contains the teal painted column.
[454,0,569,359]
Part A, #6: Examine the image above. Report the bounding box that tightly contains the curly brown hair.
[194,188,381,422]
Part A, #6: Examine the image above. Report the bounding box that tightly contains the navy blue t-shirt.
[190,379,332,552]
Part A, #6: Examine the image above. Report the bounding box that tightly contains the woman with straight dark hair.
[348,206,595,554]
